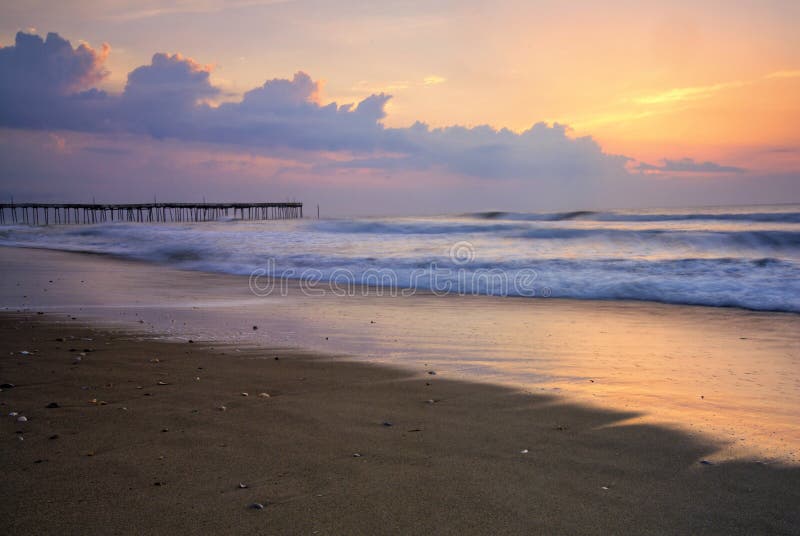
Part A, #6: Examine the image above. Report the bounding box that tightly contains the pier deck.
[0,202,303,225]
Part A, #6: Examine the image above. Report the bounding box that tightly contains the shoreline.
[2,312,800,534]
[4,243,800,316]
[2,246,799,464]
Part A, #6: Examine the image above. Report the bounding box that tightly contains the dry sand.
[1,313,799,535]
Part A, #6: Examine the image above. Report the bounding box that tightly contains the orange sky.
[2,0,799,175]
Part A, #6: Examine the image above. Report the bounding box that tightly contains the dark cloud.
[0,31,110,130]
[121,52,220,138]
[636,158,745,174]
[0,31,108,96]
[1,30,716,186]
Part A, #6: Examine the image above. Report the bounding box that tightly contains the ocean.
[1,204,799,312]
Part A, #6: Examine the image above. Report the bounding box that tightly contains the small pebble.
[218,405,227,411]
[699,460,714,465]
[257,392,270,398]
[353,453,362,457]
[520,449,529,454]
[8,411,18,417]
[157,381,168,386]
[427,371,437,375]
[252,326,258,330]
[249,503,265,510]
[241,392,249,397]
[238,483,248,489]
[46,402,60,409]
[382,421,393,427]
[17,416,28,422]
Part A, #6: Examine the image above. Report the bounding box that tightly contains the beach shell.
[218,405,227,411]
[257,392,270,398]
[241,392,249,397]
[249,503,265,510]
[17,416,28,422]
[238,483,248,489]
[8,412,18,417]
[520,449,529,454]
[19,350,30,355]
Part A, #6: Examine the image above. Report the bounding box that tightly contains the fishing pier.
[0,202,303,225]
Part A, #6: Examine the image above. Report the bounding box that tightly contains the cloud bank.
[0,30,633,184]
[1,29,774,214]
[636,158,746,174]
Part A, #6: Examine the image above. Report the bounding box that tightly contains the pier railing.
[0,202,303,225]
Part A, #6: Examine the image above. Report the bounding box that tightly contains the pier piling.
[0,202,303,226]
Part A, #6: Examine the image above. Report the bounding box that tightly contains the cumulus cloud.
[0,31,109,96]
[0,31,110,130]
[0,30,631,183]
[636,158,745,174]
[124,53,218,104]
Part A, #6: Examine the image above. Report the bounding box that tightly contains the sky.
[0,0,798,215]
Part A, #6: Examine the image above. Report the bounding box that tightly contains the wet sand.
[2,313,800,535]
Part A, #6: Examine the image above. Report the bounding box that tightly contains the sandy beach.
[1,248,799,534]
[2,313,800,535]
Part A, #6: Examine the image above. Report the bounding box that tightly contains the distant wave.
[311,220,800,252]
[469,210,800,223]
[1,208,799,313]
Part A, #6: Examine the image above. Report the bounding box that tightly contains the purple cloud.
[636,158,746,174]
[0,30,641,183]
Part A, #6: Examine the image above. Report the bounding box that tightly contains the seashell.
[17,416,28,422]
